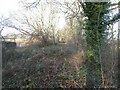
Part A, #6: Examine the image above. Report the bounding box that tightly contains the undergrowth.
[2,44,86,88]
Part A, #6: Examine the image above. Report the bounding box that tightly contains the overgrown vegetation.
[1,0,120,89]
[2,44,86,88]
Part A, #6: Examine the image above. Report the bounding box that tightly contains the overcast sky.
[0,0,119,36]
[0,0,21,36]
[0,0,66,36]
[0,0,21,16]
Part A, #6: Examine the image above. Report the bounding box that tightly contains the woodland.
[1,0,120,88]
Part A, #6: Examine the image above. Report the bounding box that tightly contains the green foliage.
[82,2,110,87]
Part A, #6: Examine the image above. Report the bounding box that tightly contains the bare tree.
[8,0,60,45]
[21,0,41,8]
[0,16,10,41]
[56,0,85,49]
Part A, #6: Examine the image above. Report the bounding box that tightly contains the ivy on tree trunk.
[82,2,110,88]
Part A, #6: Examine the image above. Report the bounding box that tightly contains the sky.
[0,0,21,36]
[0,0,20,15]
[0,0,119,36]
[0,0,66,36]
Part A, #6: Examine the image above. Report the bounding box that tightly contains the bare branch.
[23,0,41,9]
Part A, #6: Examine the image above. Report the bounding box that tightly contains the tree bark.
[117,7,120,89]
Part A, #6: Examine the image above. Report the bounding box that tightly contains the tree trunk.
[86,47,102,88]
[117,7,120,89]
[0,32,2,89]
[82,2,110,88]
